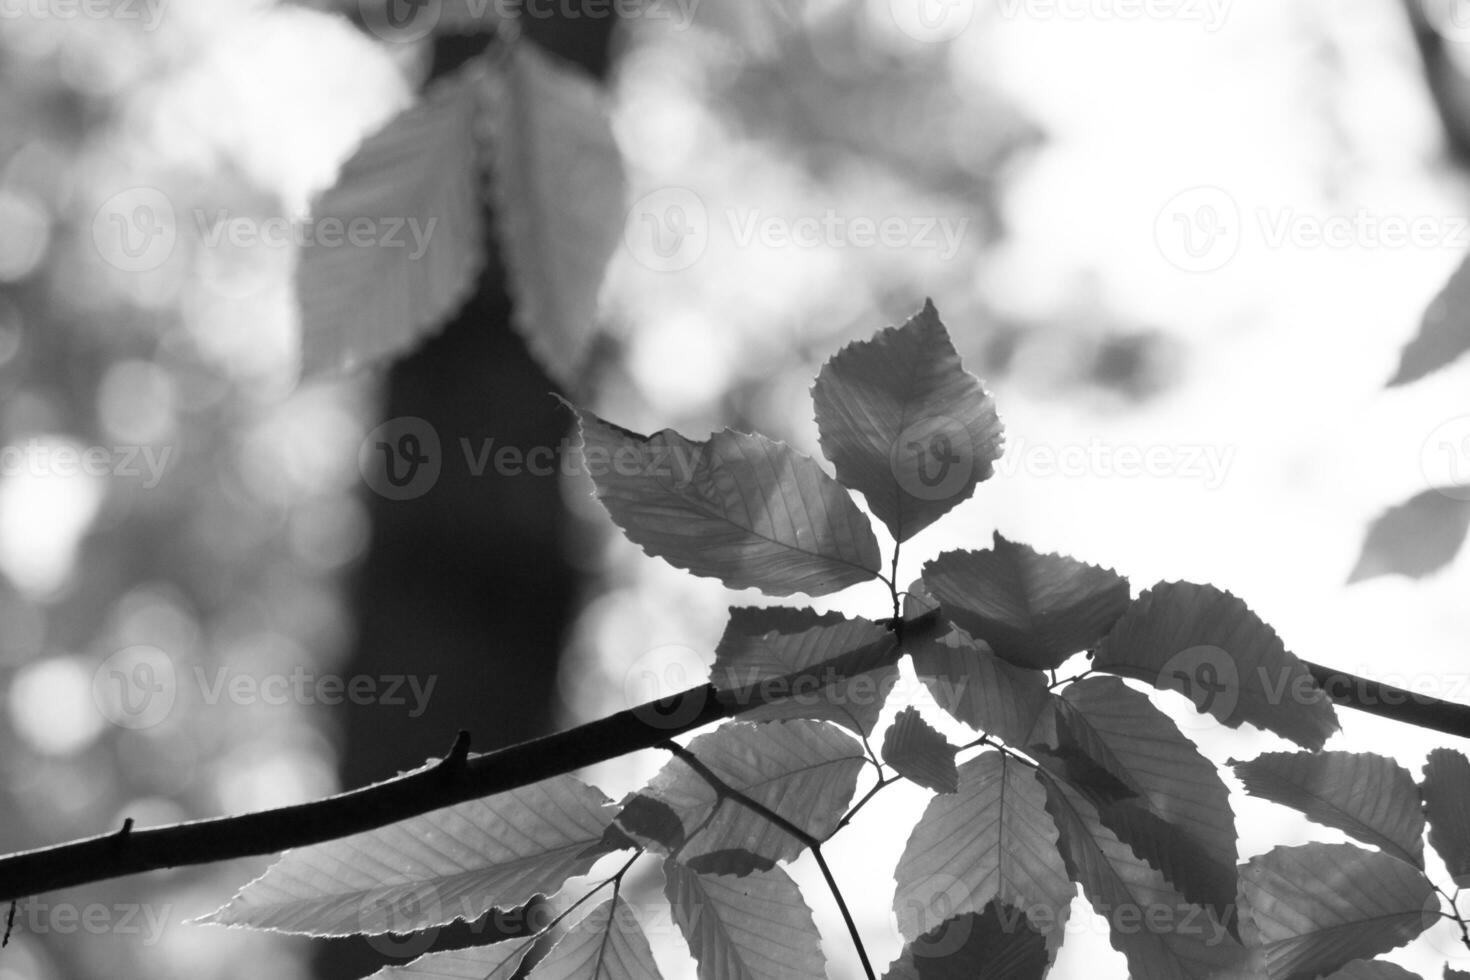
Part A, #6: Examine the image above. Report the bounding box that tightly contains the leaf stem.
[657,741,876,980]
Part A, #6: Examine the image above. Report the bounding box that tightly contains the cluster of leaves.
[1353,256,1470,582]
[198,303,1470,979]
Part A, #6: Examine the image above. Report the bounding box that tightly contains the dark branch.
[2,606,1470,903]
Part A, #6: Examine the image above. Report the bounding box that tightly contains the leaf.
[1049,677,1238,918]
[1042,776,1256,980]
[902,589,1055,748]
[199,774,615,935]
[1422,749,1470,886]
[1322,962,1423,980]
[616,720,865,870]
[882,707,960,794]
[575,409,882,597]
[893,751,1073,942]
[1388,251,1470,385]
[1239,842,1436,980]
[1231,751,1424,867]
[484,41,626,388]
[1448,968,1470,980]
[663,859,826,980]
[527,897,663,980]
[921,535,1130,670]
[811,299,1004,542]
[299,59,485,375]
[1348,490,1470,583]
[712,607,898,735]
[365,939,529,979]
[881,903,1054,980]
[1092,581,1339,750]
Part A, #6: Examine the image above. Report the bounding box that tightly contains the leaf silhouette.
[1422,748,1470,887]
[1389,250,1470,386]
[882,706,960,794]
[1349,489,1470,583]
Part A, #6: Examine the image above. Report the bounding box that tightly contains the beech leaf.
[881,707,960,793]
[811,299,1004,542]
[1389,251,1470,386]
[1239,842,1436,980]
[199,774,615,936]
[527,897,663,980]
[1092,581,1339,750]
[1231,751,1423,867]
[921,535,1130,670]
[663,859,826,980]
[1422,748,1470,887]
[1348,490,1470,583]
[575,409,882,597]
[881,903,1054,980]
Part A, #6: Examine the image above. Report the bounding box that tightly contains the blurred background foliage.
[3,1,1470,978]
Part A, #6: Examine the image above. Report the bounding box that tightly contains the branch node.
[438,730,472,779]
[115,818,134,844]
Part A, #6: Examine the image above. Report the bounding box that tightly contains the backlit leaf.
[1093,581,1339,750]
[616,720,865,870]
[576,409,882,597]
[922,535,1130,670]
[882,707,959,793]
[199,774,615,935]
[811,299,1004,542]
[1349,490,1470,583]
[881,903,1054,980]
[527,897,663,980]
[893,752,1073,942]
[712,607,897,735]
[1323,962,1423,980]
[663,859,825,980]
[1422,749,1470,887]
[1388,251,1470,386]
[1239,843,1435,980]
[1231,751,1423,867]
[365,938,529,979]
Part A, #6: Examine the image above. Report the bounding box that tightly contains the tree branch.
[1,605,1468,903]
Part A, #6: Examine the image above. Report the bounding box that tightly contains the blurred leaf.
[299,59,486,374]
[615,720,864,870]
[1093,581,1339,750]
[1042,776,1255,980]
[1389,251,1470,386]
[812,299,1004,543]
[486,41,626,388]
[881,706,959,793]
[528,897,663,980]
[1422,748,1470,887]
[1231,751,1423,867]
[1349,490,1470,583]
[1239,843,1435,980]
[712,607,897,735]
[903,589,1056,747]
[200,774,615,935]
[893,752,1073,942]
[922,535,1129,670]
[1049,677,1237,918]
[881,903,1054,980]
[663,860,825,980]
[575,408,882,597]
